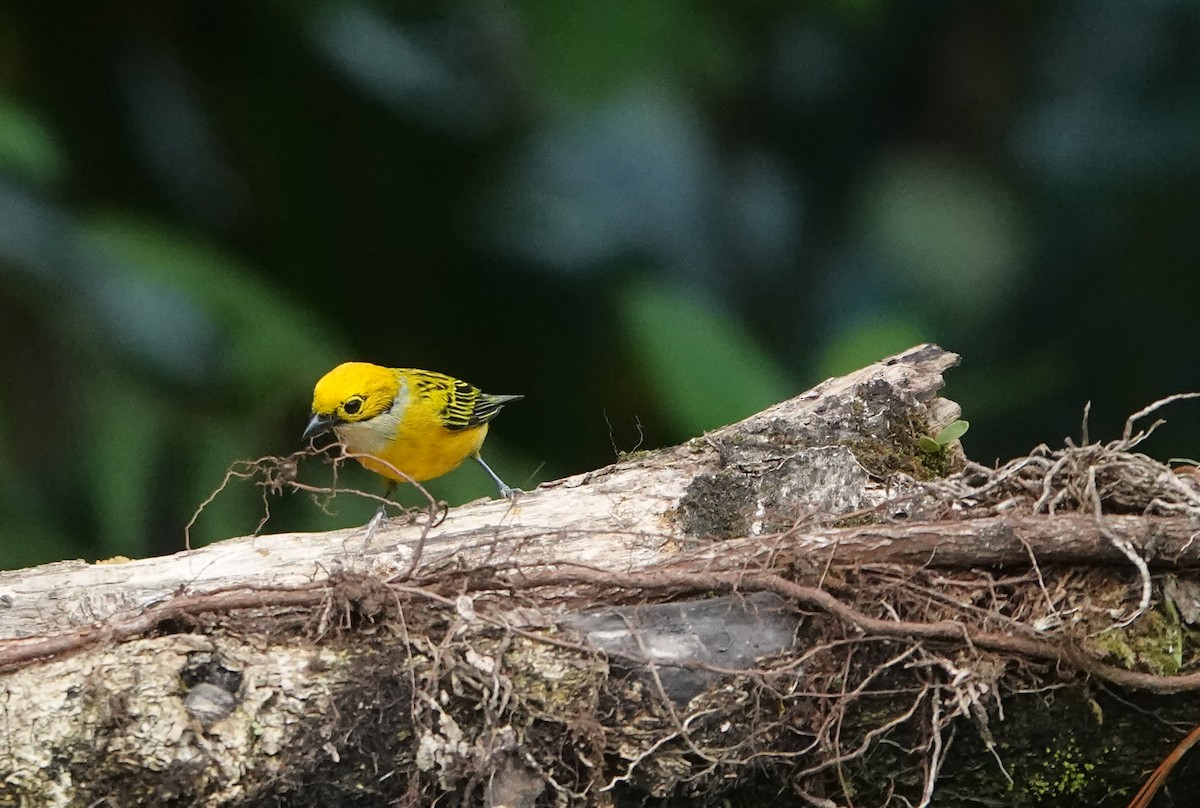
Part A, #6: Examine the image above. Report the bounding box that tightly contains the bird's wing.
[405,370,522,431]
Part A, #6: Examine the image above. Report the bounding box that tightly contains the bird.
[302,362,523,499]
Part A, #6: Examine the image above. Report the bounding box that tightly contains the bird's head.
[303,362,398,440]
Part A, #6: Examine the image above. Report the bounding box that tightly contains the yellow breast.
[334,377,490,483]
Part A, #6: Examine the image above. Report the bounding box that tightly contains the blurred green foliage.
[619,278,791,436]
[0,95,63,184]
[0,1,1198,568]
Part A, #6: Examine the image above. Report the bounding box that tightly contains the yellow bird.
[303,362,522,498]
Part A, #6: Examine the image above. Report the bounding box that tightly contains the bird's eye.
[343,398,363,415]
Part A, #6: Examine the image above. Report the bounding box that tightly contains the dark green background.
[1,1,1198,568]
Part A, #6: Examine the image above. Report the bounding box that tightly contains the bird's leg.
[362,508,385,551]
[361,480,396,552]
[475,454,520,499]
[371,480,397,523]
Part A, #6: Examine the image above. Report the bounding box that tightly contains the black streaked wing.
[407,369,522,431]
[439,378,482,430]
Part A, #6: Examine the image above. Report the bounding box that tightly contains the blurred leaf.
[73,253,223,386]
[0,397,76,569]
[918,435,941,453]
[815,316,927,381]
[78,215,344,397]
[0,518,79,570]
[307,3,500,136]
[0,95,65,185]
[81,371,168,559]
[860,154,1026,317]
[521,0,739,105]
[484,90,718,277]
[620,278,791,437]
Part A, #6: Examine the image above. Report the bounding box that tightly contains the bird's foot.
[359,505,388,553]
[498,485,523,500]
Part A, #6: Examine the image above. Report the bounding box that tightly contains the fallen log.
[2,344,1198,807]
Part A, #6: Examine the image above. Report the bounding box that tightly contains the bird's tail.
[470,392,524,425]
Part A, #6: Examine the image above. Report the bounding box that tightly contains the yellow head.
[304,362,398,438]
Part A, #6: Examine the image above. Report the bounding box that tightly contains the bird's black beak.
[302,412,340,441]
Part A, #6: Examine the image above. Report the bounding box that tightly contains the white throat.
[334,378,410,454]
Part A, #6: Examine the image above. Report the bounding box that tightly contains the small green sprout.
[919,420,970,453]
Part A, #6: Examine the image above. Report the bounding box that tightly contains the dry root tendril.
[185,441,444,550]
